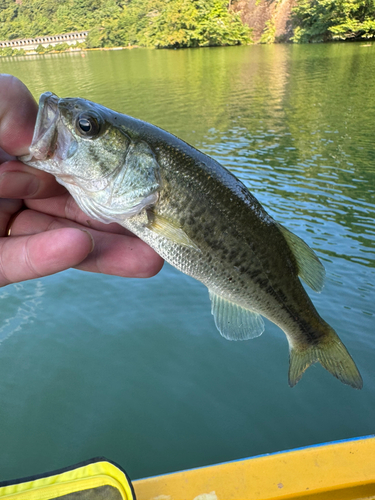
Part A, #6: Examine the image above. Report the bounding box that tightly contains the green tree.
[86,26,105,47]
[142,0,252,48]
[259,18,276,44]
[292,0,375,42]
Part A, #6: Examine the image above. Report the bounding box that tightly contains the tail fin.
[288,327,363,389]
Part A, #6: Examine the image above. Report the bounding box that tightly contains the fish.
[20,92,362,389]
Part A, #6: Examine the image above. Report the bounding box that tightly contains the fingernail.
[79,229,95,253]
[0,172,40,198]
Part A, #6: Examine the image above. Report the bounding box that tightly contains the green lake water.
[0,43,374,481]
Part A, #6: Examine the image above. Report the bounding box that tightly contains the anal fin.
[209,290,265,341]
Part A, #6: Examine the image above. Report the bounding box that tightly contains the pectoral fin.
[278,224,325,292]
[147,211,199,250]
[209,290,265,340]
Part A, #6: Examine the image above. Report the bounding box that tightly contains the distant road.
[0,31,88,51]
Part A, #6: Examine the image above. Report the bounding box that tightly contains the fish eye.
[76,113,101,138]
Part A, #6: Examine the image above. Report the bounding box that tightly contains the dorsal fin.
[209,290,265,340]
[278,224,325,292]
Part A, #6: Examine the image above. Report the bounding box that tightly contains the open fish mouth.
[20,92,60,163]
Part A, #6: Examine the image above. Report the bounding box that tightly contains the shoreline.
[0,45,139,58]
[1,40,373,58]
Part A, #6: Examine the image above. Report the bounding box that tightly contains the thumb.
[0,75,38,157]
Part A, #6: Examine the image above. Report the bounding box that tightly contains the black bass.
[21,92,362,389]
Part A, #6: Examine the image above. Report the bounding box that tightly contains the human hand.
[0,74,163,287]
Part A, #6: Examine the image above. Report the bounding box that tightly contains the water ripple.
[0,280,45,344]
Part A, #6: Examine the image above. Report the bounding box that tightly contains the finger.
[0,160,66,199]
[0,228,94,287]
[0,147,14,163]
[0,198,23,236]
[0,75,38,157]
[25,193,132,235]
[8,209,164,278]
[77,227,164,278]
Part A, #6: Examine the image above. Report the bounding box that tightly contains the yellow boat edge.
[0,436,374,500]
[133,435,375,500]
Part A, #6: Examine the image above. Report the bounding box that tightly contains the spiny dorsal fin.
[278,224,325,292]
[209,290,265,340]
[147,212,199,250]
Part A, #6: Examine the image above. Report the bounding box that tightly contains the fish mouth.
[20,92,60,163]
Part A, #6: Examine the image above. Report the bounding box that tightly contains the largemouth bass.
[21,92,362,389]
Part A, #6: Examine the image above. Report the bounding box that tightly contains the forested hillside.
[0,0,374,48]
[234,0,375,43]
[0,0,251,48]
[291,0,375,42]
